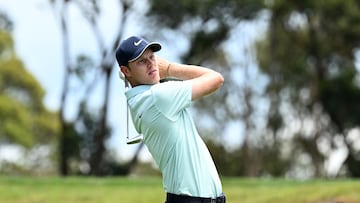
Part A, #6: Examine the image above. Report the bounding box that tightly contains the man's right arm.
[157,57,224,101]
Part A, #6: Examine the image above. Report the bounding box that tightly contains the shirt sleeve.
[151,81,192,121]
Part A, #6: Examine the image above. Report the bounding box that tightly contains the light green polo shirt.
[125,81,222,198]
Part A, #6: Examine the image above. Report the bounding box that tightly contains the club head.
[126,134,143,144]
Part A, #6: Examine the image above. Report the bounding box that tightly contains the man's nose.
[146,58,155,67]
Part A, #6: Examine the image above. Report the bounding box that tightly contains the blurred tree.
[147,0,360,178]
[0,13,59,148]
[49,0,142,176]
[44,0,360,177]
[256,0,360,177]
[146,0,290,176]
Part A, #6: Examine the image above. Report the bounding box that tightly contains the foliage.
[3,0,360,178]
[147,0,264,63]
[147,0,295,177]
[147,0,360,178]
[0,29,59,147]
[256,0,360,177]
[147,0,263,28]
[50,0,138,176]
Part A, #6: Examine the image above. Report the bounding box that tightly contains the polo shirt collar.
[125,85,152,99]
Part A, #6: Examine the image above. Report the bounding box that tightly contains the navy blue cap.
[115,36,161,66]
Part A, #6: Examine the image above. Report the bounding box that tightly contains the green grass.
[0,176,359,203]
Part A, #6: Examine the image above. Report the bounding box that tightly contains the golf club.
[119,71,144,145]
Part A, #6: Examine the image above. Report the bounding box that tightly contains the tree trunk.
[58,2,71,176]
[90,66,111,176]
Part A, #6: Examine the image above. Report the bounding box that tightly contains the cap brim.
[128,42,161,63]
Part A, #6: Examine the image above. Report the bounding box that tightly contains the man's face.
[125,49,160,86]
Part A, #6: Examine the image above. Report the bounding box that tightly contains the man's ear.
[120,65,131,77]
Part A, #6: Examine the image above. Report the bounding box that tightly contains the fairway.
[0,176,359,203]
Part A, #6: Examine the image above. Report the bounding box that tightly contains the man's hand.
[156,56,170,80]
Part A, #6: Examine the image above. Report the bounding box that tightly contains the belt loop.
[218,193,226,203]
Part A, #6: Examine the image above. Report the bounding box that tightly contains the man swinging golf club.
[116,36,226,203]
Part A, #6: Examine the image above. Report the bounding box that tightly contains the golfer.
[116,36,226,203]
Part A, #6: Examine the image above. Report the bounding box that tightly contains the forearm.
[157,56,224,100]
[157,56,215,79]
[167,63,213,80]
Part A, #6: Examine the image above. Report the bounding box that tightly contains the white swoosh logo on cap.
[134,39,143,46]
